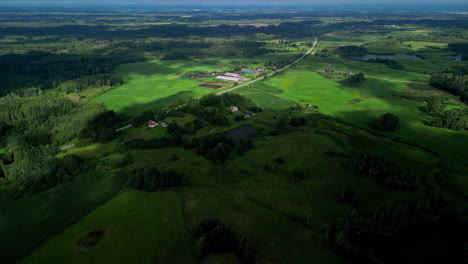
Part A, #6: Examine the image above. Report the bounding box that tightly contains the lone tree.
[374,113,400,132]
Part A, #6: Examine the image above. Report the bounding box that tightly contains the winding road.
[217,37,318,95]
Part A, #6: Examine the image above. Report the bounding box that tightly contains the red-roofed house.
[148,120,158,128]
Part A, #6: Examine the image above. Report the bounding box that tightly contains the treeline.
[350,153,417,190]
[195,218,255,264]
[130,167,184,192]
[447,43,468,61]
[0,19,327,39]
[57,73,123,94]
[430,71,468,104]
[0,51,137,95]
[320,45,368,57]
[367,58,405,70]
[161,40,271,60]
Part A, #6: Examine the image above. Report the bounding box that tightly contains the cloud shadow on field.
[118,90,197,116]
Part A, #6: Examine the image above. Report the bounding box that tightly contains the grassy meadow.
[21,190,195,264]
[236,70,468,163]
[0,171,127,263]
[92,60,222,115]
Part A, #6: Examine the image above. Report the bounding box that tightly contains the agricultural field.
[0,171,128,263]
[21,190,194,264]
[92,60,223,115]
[1,4,467,264]
[241,70,468,163]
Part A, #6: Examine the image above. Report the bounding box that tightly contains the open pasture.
[21,190,195,264]
[241,70,468,162]
[92,60,222,115]
[0,171,127,263]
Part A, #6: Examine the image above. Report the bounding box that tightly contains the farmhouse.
[216,76,241,82]
[148,120,158,128]
[257,68,266,73]
[230,106,238,112]
[225,72,241,78]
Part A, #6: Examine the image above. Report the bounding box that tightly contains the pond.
[349,54,422,61]
[350,217,467,263]
[224,126,258,144]
[447,55,462,62]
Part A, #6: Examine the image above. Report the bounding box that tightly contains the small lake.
[349,54,422,61]
[225,126,258,144]
[447,55,462,61]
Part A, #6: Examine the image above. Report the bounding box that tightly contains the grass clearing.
[21,190,195,264]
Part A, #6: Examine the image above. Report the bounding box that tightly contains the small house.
[257,68,265,73]
[230,106,239,112]
[148,120,158,128]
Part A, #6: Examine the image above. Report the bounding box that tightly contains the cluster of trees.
[339,185,360,204]
[447,43,468,60]
[321,45,368,57]
[374,113,400,132]
[264,155,285,173]
[423,98,468,130]
[0,91,122,199]
[194,218,255,264]
[95,152,133,171]
[271,115,308,135]
[130,167,184,192]
[367,58,405,70]
[57,73,123,94]
[324,185,449,263]
[346,73,365,84]
[430,71,468,104]
[350,153,417,190]
[195,134,235,164]
[0,154,84,199]
[124,135,182,150]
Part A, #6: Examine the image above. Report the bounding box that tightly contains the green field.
[0,171,127,263]
[238,70,468,163]
[21,190,194,264]
[92,60,222,115]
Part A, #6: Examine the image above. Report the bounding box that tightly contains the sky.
[1,0,467,5]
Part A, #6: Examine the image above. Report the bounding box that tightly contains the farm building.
[225,72,241,78]
[216,76,241,82]
[243,70,255,74]
[306,104,319,109]
[148,120,158,128]
[257,68,266,73]
[230,106,238,112]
